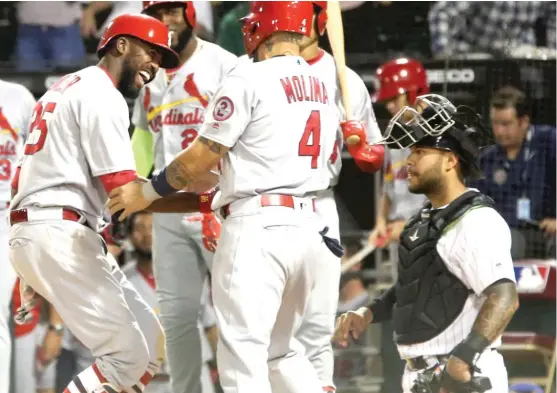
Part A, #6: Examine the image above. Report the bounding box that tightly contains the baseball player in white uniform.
[0,79,35,393]
[334,95,520,393]
[122,210,218,393]
[289,3,384,391]
[107,2,347,392]
[9,14,181,393]
[131,3,236,392]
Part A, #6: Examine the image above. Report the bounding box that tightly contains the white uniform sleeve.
[79,92,135,176]
[19,86,37,142]
[451,207,516,295]
[198,73,255,148]
[348,70,382,144]
[132,89,148,131]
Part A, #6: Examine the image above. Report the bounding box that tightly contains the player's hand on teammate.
[107,180,151,221]
[333,307,373,347]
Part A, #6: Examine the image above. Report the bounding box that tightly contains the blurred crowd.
[0,1,555,71]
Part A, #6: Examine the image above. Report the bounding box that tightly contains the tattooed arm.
[473,279,519,341]
[165,136,228,191]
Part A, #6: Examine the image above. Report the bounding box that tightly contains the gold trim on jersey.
[147,95,209,122]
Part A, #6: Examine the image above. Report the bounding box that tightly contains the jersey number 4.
[298,110,321,169]
[25,102,57,155]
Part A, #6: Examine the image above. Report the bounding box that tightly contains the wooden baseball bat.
[341,243,376,274]
[326,1,360,145]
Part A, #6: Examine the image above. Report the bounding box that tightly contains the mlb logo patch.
[514,264,550,293]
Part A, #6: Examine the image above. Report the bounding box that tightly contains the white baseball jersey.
[0,80,35,203]
[308,50,382,186]
[122,261,215,367]
[236,51,383,187]
[199,55,339,210]
[397,198,516,358]
[132,39,237,173]
[12,66,136,231]
[383,148,426,221]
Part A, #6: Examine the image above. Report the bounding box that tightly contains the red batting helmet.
[142,1,197,28]
[375,58,429,105]
[97,13,179,69]
[312,1,328,36]
[241,1,314,56]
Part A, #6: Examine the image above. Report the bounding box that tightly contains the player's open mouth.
[139,70,152,84]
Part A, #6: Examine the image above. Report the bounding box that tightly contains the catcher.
[333,95,519,393]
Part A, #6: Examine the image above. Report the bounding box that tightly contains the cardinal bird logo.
[0,108,18,141]
[184,73,208,108]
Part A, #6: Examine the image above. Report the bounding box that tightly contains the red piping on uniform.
[307,49,325,65]
[11,166,21,193]
[99,170,138,194]
[97,66,118,87]
[137,264,156,290]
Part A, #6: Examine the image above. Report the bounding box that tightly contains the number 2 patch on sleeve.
[213,97,234,121]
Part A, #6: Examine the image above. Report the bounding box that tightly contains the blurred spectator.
[193,1,215,41]
[428,1,557,58]
[470,86,556,259]
[216,2,249,56]
[14,2,86,71]
[81,1,142,40]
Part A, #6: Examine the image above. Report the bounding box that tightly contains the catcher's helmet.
[97,13,179,69]
[384,94,493,179]
[375,58,429,105]
[241,1,314,56]
[142,1,197,29]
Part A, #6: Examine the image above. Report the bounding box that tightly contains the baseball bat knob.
[345,135,361,145]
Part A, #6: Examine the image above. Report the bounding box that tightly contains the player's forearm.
[84,1,111,14]
[146,193,201,213]
[377,194,392,225]
[450,280,518,367]
[472,280,519,342]
[48,303,63,326]
[165,136,225,191]
[367,285,396,323]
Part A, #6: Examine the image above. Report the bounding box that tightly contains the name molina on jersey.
[149,107,204,134]
[280,75,329,104]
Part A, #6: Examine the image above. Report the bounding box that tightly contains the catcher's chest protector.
[392,191,495,345]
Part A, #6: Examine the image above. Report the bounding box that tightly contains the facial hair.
[134,247,152,261]
[408,165,444,196]
[172,26,193,54]
[117,57,141,99]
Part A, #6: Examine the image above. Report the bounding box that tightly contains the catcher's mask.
[382,94,493,180]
